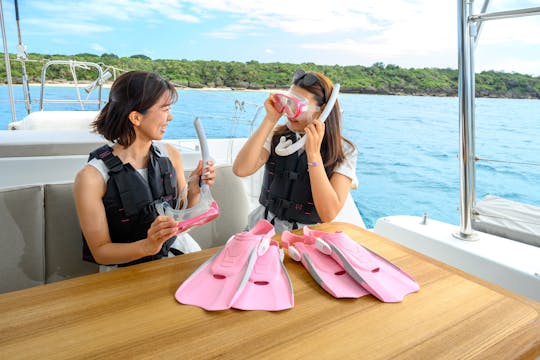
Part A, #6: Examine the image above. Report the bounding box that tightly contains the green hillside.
[2,53,539,99]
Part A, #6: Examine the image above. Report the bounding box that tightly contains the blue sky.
[2,0,540,75]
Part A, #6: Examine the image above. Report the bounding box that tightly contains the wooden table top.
[1,222,539,359]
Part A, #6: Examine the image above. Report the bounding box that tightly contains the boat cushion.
[0,164,251,293]
[44,182,99,282]
[0,185,45,293]
[473,195,540,247]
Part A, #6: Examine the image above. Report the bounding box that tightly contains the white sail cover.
[473,195,540,247]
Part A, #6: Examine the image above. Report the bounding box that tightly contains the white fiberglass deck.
[374,215,540,302]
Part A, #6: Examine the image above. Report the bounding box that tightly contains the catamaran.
[0,0,540,358]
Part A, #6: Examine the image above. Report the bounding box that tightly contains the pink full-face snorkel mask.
[155,117,219,234]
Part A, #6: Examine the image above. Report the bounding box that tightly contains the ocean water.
[2,85,540,228]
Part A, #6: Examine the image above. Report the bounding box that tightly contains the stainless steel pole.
[14,0,31,114]
[455,0,478,240]
[0,0,17,125]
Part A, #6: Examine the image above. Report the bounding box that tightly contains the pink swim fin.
[175,220,275,311]
[232,240,294,311]
[303,227,419,303]
[281,231,369,299]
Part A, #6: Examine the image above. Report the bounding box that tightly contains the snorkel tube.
[274,83,340,156]
[194,116,211,182]
[156,117,219,233]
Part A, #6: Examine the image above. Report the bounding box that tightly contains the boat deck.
[375,215,540,303]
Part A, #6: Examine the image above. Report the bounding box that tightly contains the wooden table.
[1,222,539,359]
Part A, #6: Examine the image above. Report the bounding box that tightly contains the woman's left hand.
[304,119,325,157]
[189,160,216,189]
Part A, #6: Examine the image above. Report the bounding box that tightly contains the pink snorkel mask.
[272,91,320,120]
[155,117,219,233]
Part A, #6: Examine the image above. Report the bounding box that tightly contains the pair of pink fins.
[175,222,419,311]
[281,227,419,302]
[175,219,294,311]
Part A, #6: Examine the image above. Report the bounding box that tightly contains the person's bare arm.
[233,95,281,177]
[304,119,351,222]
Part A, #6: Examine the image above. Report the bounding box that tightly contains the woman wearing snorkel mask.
[74,71,216,269]
[233,70,357,232]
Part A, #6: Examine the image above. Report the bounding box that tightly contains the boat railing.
[456,0,540,240]
[38,59,111,111]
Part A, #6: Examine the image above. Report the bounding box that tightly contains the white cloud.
[204,20,259,39]
[16,0,540,74]
[476,16,540,45]
[91,43,106,52]
[476,57,540,76]
[27,0,199,34]
[24,19,112,34]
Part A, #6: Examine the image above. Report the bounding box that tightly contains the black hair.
[92,71,178,146]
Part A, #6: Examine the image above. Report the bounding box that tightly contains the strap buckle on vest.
[94,146,123,173]
[103,156,123,173]
[97,149,111,159]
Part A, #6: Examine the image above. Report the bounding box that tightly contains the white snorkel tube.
[156,117,219,233]
[194,116,211,188]
[274,83,340,156]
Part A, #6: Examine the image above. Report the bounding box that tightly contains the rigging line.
[475,156,540,167]
[174,110,249,122]
[176,87,262,108]
[474,210,540,227]
[174,110,256,123]
[68,62,85,110]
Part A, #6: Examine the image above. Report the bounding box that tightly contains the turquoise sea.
[2,85,540,228]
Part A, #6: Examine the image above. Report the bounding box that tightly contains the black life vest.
[82,144,179,267]
[259,131,329,226]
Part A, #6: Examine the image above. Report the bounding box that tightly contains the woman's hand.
[189,160,216,191]
[143,215,179,255]
[263,94,283,125]
[304,118,325,159]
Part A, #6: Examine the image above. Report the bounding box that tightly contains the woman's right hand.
[264,94,283,124]
[143,215,179,255]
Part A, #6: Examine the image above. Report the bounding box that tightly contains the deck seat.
[0,185,45,293]
[0,164,251,293]
[44,182,99,282]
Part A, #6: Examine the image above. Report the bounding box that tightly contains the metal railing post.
[455,0,478,240]
[0,1,17,125]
